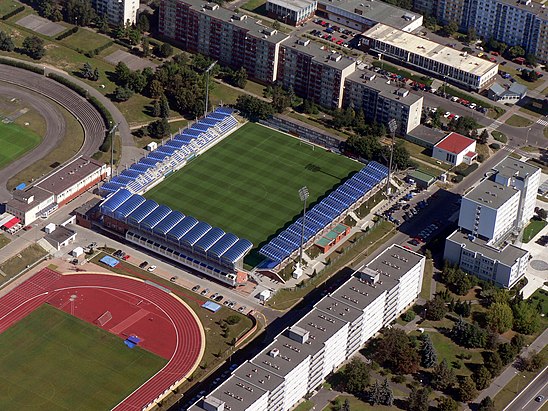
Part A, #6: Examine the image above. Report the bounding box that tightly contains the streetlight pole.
[109,122,119,175]
[295,186,309,278]
[526,127,531,146]
[386,118,398,196]
[204,60,217,117]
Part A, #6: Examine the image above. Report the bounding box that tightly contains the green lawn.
[0,234,10,250]
[0,0,21,16]
[326,395,401,411]
[0,244,47,281]
[242,0,266,12]
[0,304,166,411]
[59,27,111,52]
[145,123,362,259]
[425,331,483,376]
[492,131,507,143]
[505,114,533,127]
[0,122,41,168]
[522,219,547,243]
[420,259,433,300]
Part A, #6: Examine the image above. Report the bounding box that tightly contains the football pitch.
[0,122,41,169]
[0,304,166,411]
[146,123,362,263]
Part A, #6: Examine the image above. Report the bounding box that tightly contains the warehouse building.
[266,0,317,26]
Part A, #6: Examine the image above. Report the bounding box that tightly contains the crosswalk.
[536,118,548,127]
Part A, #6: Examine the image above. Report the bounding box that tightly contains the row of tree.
[0,30,44,60]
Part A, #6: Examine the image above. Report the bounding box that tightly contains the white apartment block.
[458,180,520,243]
[189,245,425,411]
[92,0,139,25]
[362,24,499,90]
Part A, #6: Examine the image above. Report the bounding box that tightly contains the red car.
[336,40,344,45]
[122,255,130,260]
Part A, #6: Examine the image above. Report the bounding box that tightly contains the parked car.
[170,276,177,282]
[122,254,130,261]
[211,292,220,300]
[192,284,201,292]
[147,265,156,272]
[214,295,224,302]
[238,306,247,313]
[139,261,148,269]
[201,288,210,296]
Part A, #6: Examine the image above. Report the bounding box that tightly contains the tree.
[231,67,248,89]
[508,45,525,58]
[22,36,45,60]
[113,86,133,102]
[518,350,546,372]
[272,20,281,30]
[486,302,513,333]
[114,62,131,86]
[159,94,170,118]
[147,118,170,138]
[373,328,420,374]
[157,42,173,58]
[442,21,458,37]
[151,99,161,117]
[235,95,274,120]
[420,333,437,368]
[146,79,164,99]
[380,378,394,406]
[484,351,503,377]
[343,399,350,411]
[454,300,472,318]
[497,343,517,365]
[342,358,370,395]
[368,380,382,405]
[465,27,477,44]
[92,68,99,81]
[136,13,150,32]
[97,14,109,34]
[522,70,539,82]
[437,396,458,411]
[225,315,241,325]
[537,208,547,220]
[451,318,487,348]
[458,376,477,402]
[63,0,96,26]
[432,359,457,391]
[0,31,15,52]
[512,300,540,334]
[424,296,448,321]
[478,129,489,145]
[81,62,94,79]
[472,365,492,390]
[525,53,538,66]
[477,396,495,411]
[142,37,150,57]
[127,71,146,93]
[408,386,431,411]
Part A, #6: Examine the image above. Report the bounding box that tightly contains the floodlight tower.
[386,118,398,196]
[294,186,309,279]
[109,122,119,175]
[204,60,218,117]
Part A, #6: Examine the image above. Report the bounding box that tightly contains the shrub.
[489,143,501,150]
[0,57,44,74]
[46,73,88,97]
[2,6,25,20]
[56,26,79,41]
[402,310,416,322]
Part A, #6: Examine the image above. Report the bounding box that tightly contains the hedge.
[2,6,24,20]
[88,95,113,128]
[455,163,478,177]
[83,41,113,58]
[46,72,88,98]
[0,57,45,74]
[56,26,79,41]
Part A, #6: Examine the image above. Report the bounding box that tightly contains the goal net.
[95,310,113,326]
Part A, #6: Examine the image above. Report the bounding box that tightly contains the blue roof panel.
[100,188,132,213]
[194,227,225,252]
[181,222,212,246]
[221,239,253,263]
[166,216,199,241]
[153,210,185,236]
[208,233,238,259]
[113,195,146,219]
[140,205,171,230]
[127,199,159,226]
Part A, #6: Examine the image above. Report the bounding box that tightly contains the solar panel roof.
[139,157,160,167]
[181,222,212,246]
[130,163,152,173]
[194,227,225,252]
[208,233,239,258]
[152,210,185,236]
[166,216,199,241]
[174,134,195,144]
[148,151,169,161]
[216,107,234,115]
[182,129,201,137]
[165,139,187,149]
[100,188,132,213]
[110,175,135,185]
[121,169,144,179]
[157,146,178,155]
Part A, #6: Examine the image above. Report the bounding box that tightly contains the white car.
[444,111,451,118]
[147,265,157,272]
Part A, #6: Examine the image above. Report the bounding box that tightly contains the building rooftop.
[435,132,476,154]
[282,37,357,71]
[268,0,316,12]
[407,124,447,145]
[183,0,290,44]
[45,224,76,246]
[319,0,422,31]
[197,376,268,411]
[36,156,104,196]
[346,69,423,105]
[293,307,348,347]
[233,361,285,393]
[465,179,519,209]
[6,186,53,212]
[489,83,506,96]
[363,24,498,76]
[448,229,529,266]
[495,0,548,18]
[367,244,425,278]
[315,296,363,323]
[493,157,541,180]
[73,197,102,216]
[408,169,437,183]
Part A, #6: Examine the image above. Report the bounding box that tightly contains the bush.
[47,73,88,97]
[0,57,44,74]
[56,26,79,41]
[455,163,478,177]
[452,175,464,183]
[489,143,501,150]
[402,310,416,322]
[87,96,113,128]
[2,6,24,20]
[225,315,241,325]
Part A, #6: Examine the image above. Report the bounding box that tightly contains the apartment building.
[189,245,425,411]
[266,0,317,26]
[361,24,499,90]
[277,37,356,109]
[92,0,139,25]
[343,69,423,135]
[316,0,423,33]
[159,0,289,84]
[444,230,529,288]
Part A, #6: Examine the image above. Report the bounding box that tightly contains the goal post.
[95,310,113,326]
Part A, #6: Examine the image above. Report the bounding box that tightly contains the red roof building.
[433,132,477,166]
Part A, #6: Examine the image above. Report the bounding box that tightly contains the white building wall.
[396,259,424,312]
[247,392,269,411]
[283,357,310,411]
[360,293,386,344]
[322,324,349,379]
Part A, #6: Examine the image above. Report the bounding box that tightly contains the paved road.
[504,366,548,411]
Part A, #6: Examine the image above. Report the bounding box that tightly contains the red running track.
[0,268,205,411]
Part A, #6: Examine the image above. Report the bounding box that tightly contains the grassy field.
[0,0,21,16]
[505,114,533,127]
[145,123,362,258]
[0,234,10,250]
[492,130,507,143]
[0,304,166,411]
[0,122,41,168]
[420,259,433,300]
[59,27,111,51]
[210,81,247,106]
[0,244,47,281]
[327,395,401,411]
[522,219,547,243]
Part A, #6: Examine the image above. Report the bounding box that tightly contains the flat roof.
[315,295,363,324]
[201,376,268,410]
[282,37,356,71]
[36,156,104,196]
[493,157,541,180]
[407,124,446,145]
[320,0,421,31]
[45,224,76,245]
[73,197,102,215]
[182,0,290,44]
[6,186,53,212]
[346,69,423,106]
[435,132,475,154]
[268,0,316,11]
[363,24,498,76]
[448,230,528,266]
[409,169,436,183]
[233,361,285,393]
[465,179,519,209]
[293,308,348,346]
[496,0,548,17]
[367,244,424,277]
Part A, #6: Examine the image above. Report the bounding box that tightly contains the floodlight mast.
[386,118,398,196]
[204,61,218,117]
[298,186,309,270]
[109,122,120,175]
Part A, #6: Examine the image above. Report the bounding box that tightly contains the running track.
[0,268,205,411]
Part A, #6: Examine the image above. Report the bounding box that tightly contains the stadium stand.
[99,189,252,286]
[100,108,239,196]
[259,161,388,269]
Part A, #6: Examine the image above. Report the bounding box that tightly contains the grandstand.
[100,107,239,196]
[100,188,252,286]
[259,161,388,270]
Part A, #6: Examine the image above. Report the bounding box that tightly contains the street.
[504,366,548,411]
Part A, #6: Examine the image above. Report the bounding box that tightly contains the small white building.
[71,246,84,257]
[488,83,527,104]
[44,223,56,234]
[146,141,158,151]
[259,289,272,302]
[266,0,317,26]
[45,225,77,251]
[432,132,477,166]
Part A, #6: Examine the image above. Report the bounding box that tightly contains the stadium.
[98,108,388,285]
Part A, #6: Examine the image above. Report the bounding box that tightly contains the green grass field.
[0,122,41,168]
[0,304,166,411]
[145,123,362,263]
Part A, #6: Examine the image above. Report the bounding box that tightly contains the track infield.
[145,122,361,262]
[0,304,166,411]
[0,122,41,169]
